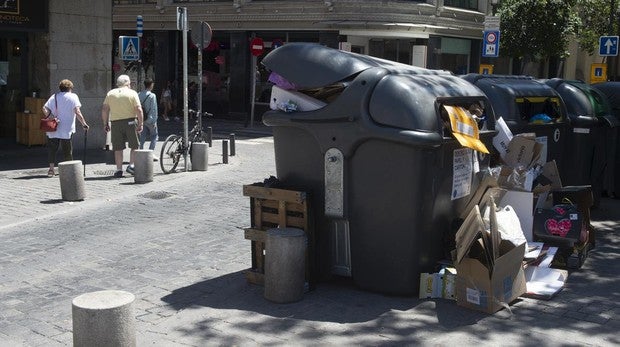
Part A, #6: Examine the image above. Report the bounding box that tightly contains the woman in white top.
[42,79,89,177]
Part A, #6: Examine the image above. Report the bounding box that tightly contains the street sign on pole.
[599,36,619,56]
[119,36,140,61]
[482,30,500,58]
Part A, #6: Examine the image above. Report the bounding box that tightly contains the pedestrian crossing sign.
[119,36,140,61]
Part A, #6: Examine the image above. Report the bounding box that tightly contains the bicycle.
[160,110,213,174]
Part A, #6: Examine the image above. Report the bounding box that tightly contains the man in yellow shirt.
[102,74,144,178]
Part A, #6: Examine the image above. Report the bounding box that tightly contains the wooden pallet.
[242,184,314,289]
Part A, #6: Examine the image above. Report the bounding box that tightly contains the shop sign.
[0,0,48,32]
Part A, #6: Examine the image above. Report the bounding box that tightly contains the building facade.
[0,0,112,148]
[112,0,511,120]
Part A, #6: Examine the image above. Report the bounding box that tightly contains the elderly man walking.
[102,74,144,178]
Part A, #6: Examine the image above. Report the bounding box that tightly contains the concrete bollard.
[134,149,153,184]
[58,160,85,201]
[264,228,307,303]
[191,142,209,171]
[72,290,136,347]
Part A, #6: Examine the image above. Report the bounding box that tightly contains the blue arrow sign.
[599,36,619,56]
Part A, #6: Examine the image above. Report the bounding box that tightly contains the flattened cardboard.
[455,206,487,264]
[504,135,536,168]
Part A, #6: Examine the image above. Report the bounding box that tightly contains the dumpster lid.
[262,42,449,89]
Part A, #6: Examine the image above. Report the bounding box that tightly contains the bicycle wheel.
[160,134,183,174]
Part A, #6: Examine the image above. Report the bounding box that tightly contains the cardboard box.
[419,269,456,300]
[454,206,527,314]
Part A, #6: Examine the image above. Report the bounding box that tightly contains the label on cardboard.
[492,117,513,160]
[466,287,481,305]
[452,148,473,200]
[502,276,513,300]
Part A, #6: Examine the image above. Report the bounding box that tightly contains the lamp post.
[491,0,499,16]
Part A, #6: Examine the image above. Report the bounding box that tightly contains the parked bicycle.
[160,110,213,174]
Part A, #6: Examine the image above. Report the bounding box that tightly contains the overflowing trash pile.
[258,43,605,314]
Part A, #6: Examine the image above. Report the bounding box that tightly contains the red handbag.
[40,117,58,132]
[40,93,59,132]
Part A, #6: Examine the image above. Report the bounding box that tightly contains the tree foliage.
[498,0,581,61]
[576,0,617,55]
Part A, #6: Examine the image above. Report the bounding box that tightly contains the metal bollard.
[229,133,236,156]
[207,126,213,147]
[222,140,229,164]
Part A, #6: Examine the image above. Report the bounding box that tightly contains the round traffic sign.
[250,37,264,56]
[190,21,212,49]
[486,32,497,44]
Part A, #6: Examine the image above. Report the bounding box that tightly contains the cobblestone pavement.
[0,120,618,346]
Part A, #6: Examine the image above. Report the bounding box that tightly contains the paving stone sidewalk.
[0,122,618,346]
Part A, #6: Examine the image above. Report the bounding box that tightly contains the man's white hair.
[116,74,131,87]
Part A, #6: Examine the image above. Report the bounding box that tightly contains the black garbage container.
[261,43,497,295]
[462,74,569,176]
[544,79,617,206]
[590,82,620,198]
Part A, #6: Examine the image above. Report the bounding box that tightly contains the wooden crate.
[16,112,46,146]
[242,184,314,289]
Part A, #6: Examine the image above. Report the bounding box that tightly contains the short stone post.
[191,142,209,171]
[58,160,85,201]
[207,126,213,147]
[264,228,307,303]
[134,149,153,184]
[72,290,136,347]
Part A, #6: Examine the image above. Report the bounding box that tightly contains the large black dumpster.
[590,82,620,198]
[544,79,617,206]
[462,74,569,176]
[261,43,497,295]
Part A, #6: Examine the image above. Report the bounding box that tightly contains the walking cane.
[83,127,88,177]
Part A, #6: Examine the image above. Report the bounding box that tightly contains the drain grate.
[93,170,118,176]
[140,191,175,199]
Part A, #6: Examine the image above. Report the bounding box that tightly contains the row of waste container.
[260,42,620,295]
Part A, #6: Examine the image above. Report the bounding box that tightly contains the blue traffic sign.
[119,36,140,61]
[599,36,619,56]
[482,30,500,57]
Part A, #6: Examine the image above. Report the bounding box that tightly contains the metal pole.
[182,9,189,171]
[198,22,203,131]
[250,55,257,127]
[222,140,229,164]
[229,133,235,156]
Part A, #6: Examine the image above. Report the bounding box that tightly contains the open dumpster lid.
[261,42,449,89]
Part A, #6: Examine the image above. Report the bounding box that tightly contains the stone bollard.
[191,142,209,171]
[134,149,153,184]
[58,160,85,201]
[72,290,136,347]
[264,228,307,303]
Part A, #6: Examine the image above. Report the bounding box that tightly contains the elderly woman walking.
[42,79,89,177]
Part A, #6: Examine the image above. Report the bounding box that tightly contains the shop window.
[444,0,478,10]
